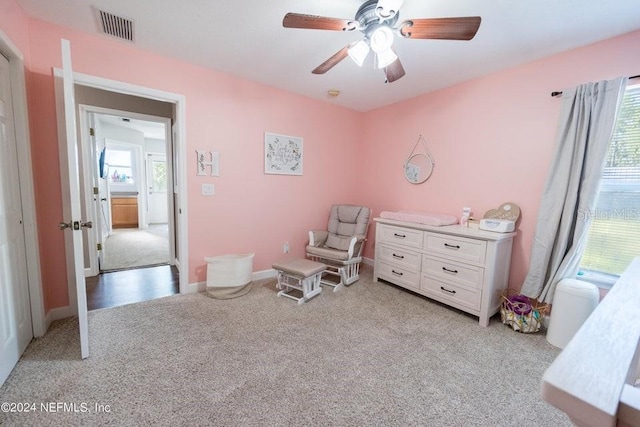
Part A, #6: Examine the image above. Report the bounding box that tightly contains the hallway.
[101,224,170,271]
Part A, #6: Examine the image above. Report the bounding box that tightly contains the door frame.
[53,70,189,298]
[0,29,46,337]
[78,105,175,276]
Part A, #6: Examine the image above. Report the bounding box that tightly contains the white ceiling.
[16,0,640,111]
[98,114,166,140]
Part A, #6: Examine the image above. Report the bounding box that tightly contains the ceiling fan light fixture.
[370,26,394,53]
[375,48,398,69]
[348,40,370,67]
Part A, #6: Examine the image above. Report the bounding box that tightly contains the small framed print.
[264,132,303,175]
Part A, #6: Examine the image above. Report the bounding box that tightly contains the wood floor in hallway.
[86,265,179,310]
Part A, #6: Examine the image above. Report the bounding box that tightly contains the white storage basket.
[204,253,254,299]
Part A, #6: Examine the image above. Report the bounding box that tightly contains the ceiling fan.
[282,0,481,83]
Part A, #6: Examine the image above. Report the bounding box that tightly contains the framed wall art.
[264,132,303,175]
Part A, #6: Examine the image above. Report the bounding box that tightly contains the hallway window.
[107,149,135,185]
[152,160,167,192]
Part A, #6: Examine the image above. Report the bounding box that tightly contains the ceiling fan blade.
[283,13,355,31]
[312,46,350,74]
[384,56,405,83]
[399,17,481,40]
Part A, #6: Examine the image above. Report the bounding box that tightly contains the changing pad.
[379,211,458,227]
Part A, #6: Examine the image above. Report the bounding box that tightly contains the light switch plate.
[202,183,214,196]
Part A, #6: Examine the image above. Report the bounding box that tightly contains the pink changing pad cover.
[380,211,458,226]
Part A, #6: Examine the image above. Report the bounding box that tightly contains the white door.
[146,153,168,224]
[89,112,108,271]
[59,39,90,358]
[0,52,32,385]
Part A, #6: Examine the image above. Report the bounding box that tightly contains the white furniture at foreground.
[373,218,516,326]
[542,257,640,427]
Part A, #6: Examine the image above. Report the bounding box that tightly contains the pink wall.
[3,0,640,312]
[0,0,30,63]
[23,18,362,310]
[359,29,640,290]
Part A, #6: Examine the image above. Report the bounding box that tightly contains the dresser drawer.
[377,261,421,291]
[424,233,487,264]
[378,244,421,271]
[421,275,481,311]
[378,224,423,249]
[422,255,484,290]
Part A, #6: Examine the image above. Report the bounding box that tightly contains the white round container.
[546,279,599,348]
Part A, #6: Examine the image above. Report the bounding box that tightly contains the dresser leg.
[479,314,489,327]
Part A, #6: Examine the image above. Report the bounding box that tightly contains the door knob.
[59,221,72,230]
[80,221,93,229]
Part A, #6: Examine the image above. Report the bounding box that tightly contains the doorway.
[71,86,185,309]
[84,111,173,273]
[81,110,177,308]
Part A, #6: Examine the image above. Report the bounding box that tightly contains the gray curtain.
[521,77,627,303]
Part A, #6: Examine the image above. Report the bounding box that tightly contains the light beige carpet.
[0,267,571,426]
[101,224,170,271]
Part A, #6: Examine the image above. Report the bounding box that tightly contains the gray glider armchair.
[306,204,371,291]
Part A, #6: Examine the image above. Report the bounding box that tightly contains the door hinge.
[89,127,95,136]
[93,187,99,195]
[97,243,102,251]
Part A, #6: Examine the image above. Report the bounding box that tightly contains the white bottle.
[460,207,471,227]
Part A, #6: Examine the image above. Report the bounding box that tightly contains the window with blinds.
[579,83,640,283]
[107,149,135,185]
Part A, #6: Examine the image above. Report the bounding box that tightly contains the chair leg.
[341,263,360,285]
[307,257,361,292]
[319,267,344,292]
[276,271,322,303]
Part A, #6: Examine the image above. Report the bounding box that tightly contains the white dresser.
[373,218,516,326]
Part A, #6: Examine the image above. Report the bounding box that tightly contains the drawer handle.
[391,270,404,276]
[440,286,456,294]
[392,253,405,260]
[442,267,458,274]
[444,243,460,250]
[393,233,406,238]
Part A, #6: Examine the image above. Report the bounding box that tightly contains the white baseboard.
[44,305,77,329]
[185,269,278,294]
[253,268,277,281]
[362,257,374,267]
[185,281,206,293]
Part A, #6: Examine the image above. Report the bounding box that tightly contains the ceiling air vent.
[94,7,135,43]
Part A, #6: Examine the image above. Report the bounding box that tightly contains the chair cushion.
[327,205,371,237]
[325,234,352,251]
[306,245,351,261]
[272,258,326,278]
